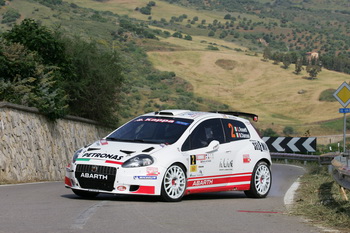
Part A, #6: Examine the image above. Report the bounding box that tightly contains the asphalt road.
[0,164,323,233]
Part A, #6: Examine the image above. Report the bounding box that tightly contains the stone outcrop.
[0,102,111,183]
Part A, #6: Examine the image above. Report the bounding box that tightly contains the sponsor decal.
[192,179,214,186]
[133,176,157,180]
[146,167,160,176]
[191,154,212,164]
[234,126,248,133]
[228,123,250,139]
[145,118,175,123]
[76,158,90,162]
[117,186,127,191]
[190,165,198,173]
[243,154,251,163]
[82,152,123,160]
[175,121,190,126]
[187,173,252,190]
[80,173,108,180]
[219,158,233,170]
[105,160,123,165]
[190,155,197,165]
[251,140,269,152]
[199,153,214,163]
[196,154,206,160]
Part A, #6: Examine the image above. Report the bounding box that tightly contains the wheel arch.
[257,158,271,167]
[169,161,188,175]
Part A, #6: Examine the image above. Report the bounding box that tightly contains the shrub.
[1,9,21,24]
[262,128,279,137]
[319,89,336,102]
[283,126,295,136]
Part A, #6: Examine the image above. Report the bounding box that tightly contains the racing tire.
[161,164,187,202]
[244,161,271,198]
[72,189,99,198]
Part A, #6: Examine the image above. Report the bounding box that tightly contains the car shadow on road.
[61,191,247,203]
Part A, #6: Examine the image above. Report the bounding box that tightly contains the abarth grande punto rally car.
[65,110,272,202]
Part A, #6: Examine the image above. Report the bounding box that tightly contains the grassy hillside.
[147,33,350,135]
[2,0,350,136]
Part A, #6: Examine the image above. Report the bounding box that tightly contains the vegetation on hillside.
[148,0,350,74]
[0,19,123,124]
[0,1,207,124]
[1,0,350,135]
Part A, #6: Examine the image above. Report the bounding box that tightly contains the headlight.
[72,149,83,163]
[122,154,154,168]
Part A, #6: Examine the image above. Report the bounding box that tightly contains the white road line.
[284,178,301,210]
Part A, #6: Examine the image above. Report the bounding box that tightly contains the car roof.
[142,110,258,122]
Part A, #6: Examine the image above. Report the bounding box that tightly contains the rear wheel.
[161,164,187,202]
[72,189,99,198]
[244,161,271,198]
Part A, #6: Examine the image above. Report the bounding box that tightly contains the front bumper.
[65,161,164,196]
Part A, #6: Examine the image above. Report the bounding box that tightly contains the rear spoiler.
[211,111,258,122]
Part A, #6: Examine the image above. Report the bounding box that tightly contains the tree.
[63,38,123,124]
[306,64,322,79]
[208,30,215,37]
[0,39,68,120]
[184,35,192,40]
[2,19,71,70]
[294,58,303,74]
[262,47,272,61]
[140,6,151,15]
[172,31,183,38]
[224,14,231,19]
[282,54,291,69]
[147,1,156,7]
[1,19,124,124]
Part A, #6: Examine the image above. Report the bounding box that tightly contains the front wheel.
[244,161,271,198]
[161,164,187,202]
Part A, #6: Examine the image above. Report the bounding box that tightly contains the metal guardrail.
[272,152,350,191]
[331,155,350,190]
[271,152,336,165]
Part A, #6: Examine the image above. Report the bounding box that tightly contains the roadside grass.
[291,164,350,232]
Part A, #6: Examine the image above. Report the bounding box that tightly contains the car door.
[221,118,253,174]
[181,118,231,192]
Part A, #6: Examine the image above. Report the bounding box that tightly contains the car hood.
[76,139,167,163]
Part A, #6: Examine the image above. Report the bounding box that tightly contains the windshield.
[107,116,193,144]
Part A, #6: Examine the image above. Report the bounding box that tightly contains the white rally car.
[65,110,272,202]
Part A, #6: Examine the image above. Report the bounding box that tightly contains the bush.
[319,89,337,102]
[262,128,279,137]
[283,126,295,136]
[1,19,124,124]
[63,37,123,125]
[1,9,21,24]
[140,6,151,15]
[0,41,68,119]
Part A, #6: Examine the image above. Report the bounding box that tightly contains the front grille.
[75,164,117,191]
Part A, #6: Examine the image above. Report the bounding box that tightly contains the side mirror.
[206,140,219,153]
